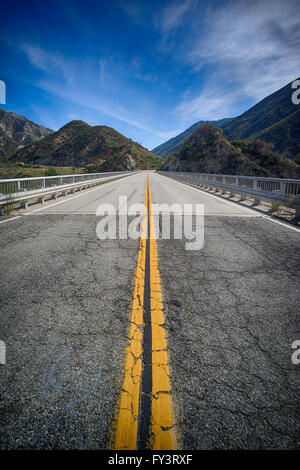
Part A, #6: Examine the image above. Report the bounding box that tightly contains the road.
[0,171,299,449]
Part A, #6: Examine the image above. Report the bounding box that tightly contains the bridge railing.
[158,171,300,218]
[0,171,130,198]
[0,171,135,214]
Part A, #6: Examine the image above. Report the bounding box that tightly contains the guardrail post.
[280,182,286,195]
[42,178,46,188]
[16,181,21,192]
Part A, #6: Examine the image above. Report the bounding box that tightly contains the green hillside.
[10,120,162,171]
[249,109,300,159]
[151,118,233,158]
[161,124,300,178]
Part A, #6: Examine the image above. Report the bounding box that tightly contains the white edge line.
[0,216,21,225]
[263,216,300,233]
[158,174,300,233]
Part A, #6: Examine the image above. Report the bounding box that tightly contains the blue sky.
[1,0,300,149]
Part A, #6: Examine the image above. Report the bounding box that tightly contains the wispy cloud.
[21,43,77,86]
[156,0,198,37]
[176,84,241,121]
[20,43,179,141]
[120,0,198,40]
[21,44,50,72]
[176,0,300,120]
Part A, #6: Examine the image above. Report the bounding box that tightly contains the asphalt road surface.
[0,171,299,449]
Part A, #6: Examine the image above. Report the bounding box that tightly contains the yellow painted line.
[114,183,148,450]
[114,174,176,450]
[148,177,176,450]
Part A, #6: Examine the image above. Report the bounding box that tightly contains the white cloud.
[21,44,50,72]
[21,44,76,86]
[176,0,300,120]
[176,74,245,121]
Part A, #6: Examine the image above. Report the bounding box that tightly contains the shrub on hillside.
[45,167,58,176]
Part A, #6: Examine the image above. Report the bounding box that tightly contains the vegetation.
[271,201,281,213]
[0,182,16,215]
[161,124,300,178]
[0,160,85,179]
[10,120,162,171]
[44,167,58,176]
[230,140,300,177]
[3,194,15,215]
[294,154,300,165]
[151,118,233,158]
[250,109,300,159]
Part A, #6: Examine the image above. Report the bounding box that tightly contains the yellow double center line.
[113,175,176,450]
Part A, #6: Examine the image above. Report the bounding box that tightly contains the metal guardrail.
[0,171,130,199]
[158,171,300,218]
[0,171,135,214]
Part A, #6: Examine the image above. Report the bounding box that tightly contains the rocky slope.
[11,120,162,170]
[0,108,53,159]
[161,124,300,178]
[151,118,233,158]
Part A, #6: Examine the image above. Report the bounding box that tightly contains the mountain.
[10,120,162,170]
[155,78,300,160]
[151,118,233,158]
[0,108,53,160]
[161,124,300,178]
